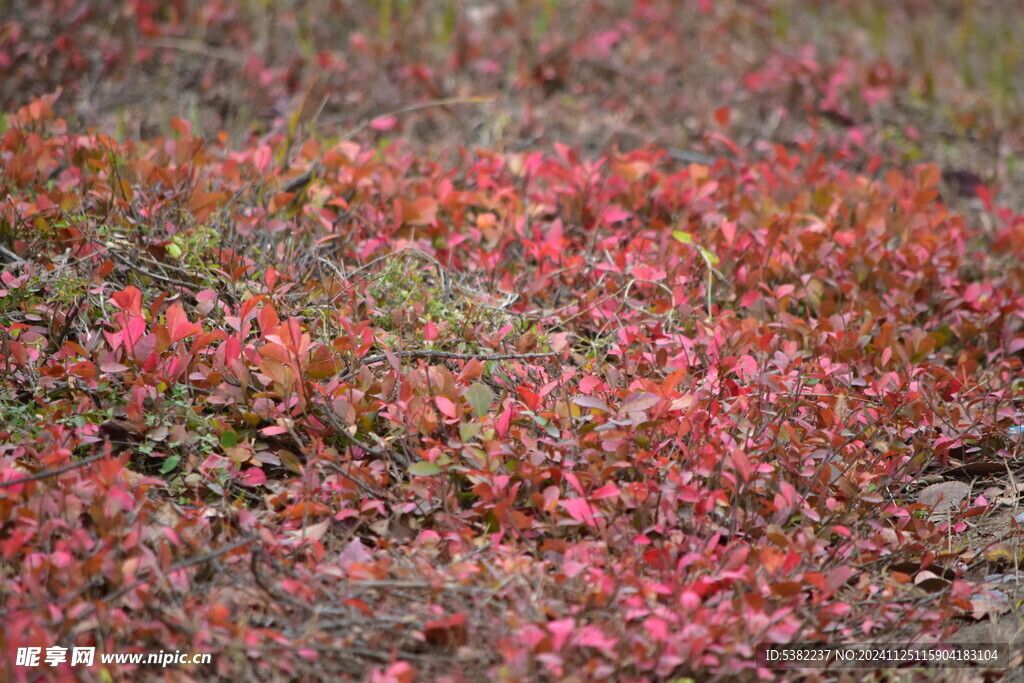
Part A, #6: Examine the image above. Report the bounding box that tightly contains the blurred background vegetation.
[1,0,1022,219]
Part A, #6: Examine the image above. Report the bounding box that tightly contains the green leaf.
[674,230,720,267]
[465,382,494,418]
[161,455,181,474]
[674,230,719,264]
[698,245,720,266]
[459,421,482,442]
[219,430,239,448]
[408,461,443,477]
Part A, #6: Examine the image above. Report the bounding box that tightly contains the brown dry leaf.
[278,449,304,474]
[424,613,469,649]
[286,519,331,543]
[913,570,950,593]
[968,590,1011,621]
[368,519,390,537]
[146,425,169,441]
[152,501,184,528]
[338,538,374,569]
[142,501,185,545]
[516,331,538,354]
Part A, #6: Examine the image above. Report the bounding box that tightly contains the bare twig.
[0,245,24,263]
[70,534,259,623]
[336,348,560,383]
[251,547,321,613]
[139,38,247,64]
[108,248,196,290]
[0,452,108,488]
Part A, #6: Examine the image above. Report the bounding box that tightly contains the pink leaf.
[590,484,620,500]
[643,616,670,641]
[575,625,617,650]
[496,405,512,437]
[339,539,374,569]
[123,315,147,348]
[561,498,597,526]
[435,395,458,419]
[601,206,631,224]
[237,467,267,487]
[721,220,737,245]
[620,391,660,414]
[739,290,760,307]
[547,618,575,652]
[369,115,398,131]
[572,395,611,413]
[382,346,402,373]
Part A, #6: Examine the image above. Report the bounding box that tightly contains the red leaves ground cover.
[2,1,1024,680]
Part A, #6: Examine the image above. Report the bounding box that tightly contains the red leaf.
[0,530,29,559]
[739,290,760,307]
[283,501,330,518]
[166,304,202,345]
[590,484,620,500]
[496,404,512,437]
[111,286,143,316]
[237,467,267,487]
[517,386,541,410]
